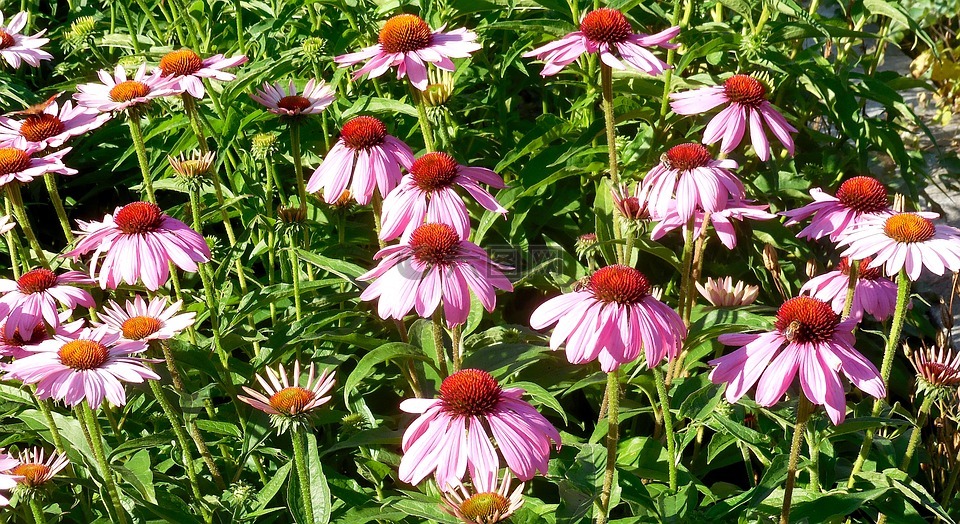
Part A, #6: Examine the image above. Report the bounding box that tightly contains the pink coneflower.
[0,318,82,360]
[0,145,76,186]
[909,345,960,390]
[697,276,759,307]
[158,49,248,99]
[639,143,743,222]
[398,369,561,489]
[709,296,885,424]
[0,268,94,338]
[237,361,335,427]
[669,74,797,161]
[305,115,415,205]
[800,257,897,321]
[359,223,512,327]
[250,79,334,118]
[529,264,686,371]
[4,326,158,408]
[441,470,524,524]
[335,14,480,91]
[0,12,52,69]
[0,100,110,150]
[611,184,650,222]
[0,451,19,506]
[782,176,892,242]
[379,152,506,242]
[65,201,212,291]
[6,447,69,487]
[838,212,960,281]
[523,8,678,77]
[74,64,181,113]
[651,199,775,249]
[96,295,195,342]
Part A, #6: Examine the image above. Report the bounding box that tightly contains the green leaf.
[288,433,333,524]
[343,342,433,405]
[254,461,292,512]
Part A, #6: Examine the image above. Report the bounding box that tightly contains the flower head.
[158,49,247,99]
[74,64,181,113]
[380,152,506,241]
[335,14,481,90]
[670,74,797,161]
[0,268,94,338]
[530,264,686,371]
[639,143,743,222]
[441,470,524,524]
[4,326,158,408]
[250,79,334,120]
[524,8,679,77]
[611,184,650,222]
[909,345,960,396]
[782,176,892,242]
[0,12,52,69]
[0,99,110,150]
[96,295,195,342]
[697,276,759,307]
[238,361,335,430]
[306,115,415,205]
[710,296,885,424]
[359,223,512,327]
[0,318,82,360]
[65,201,212,291]
[399,369,561,490]
[5,447,69,488]
[651,199,775,249]
[800,257,897,321]
[169,150,215,191]
[838,211,960,281]
[0,145,76,186]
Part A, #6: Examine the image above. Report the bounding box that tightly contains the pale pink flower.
[838,212,960,281]
[250,79,334,118]
[782,176,892,242]
[359,223,512,327]
[4,326,158,408]
[96,295,196,342]
[0,12,52,68]
[6,447,69,487]
[335,14,480,91]
[158,49,248,99]
[0,214,13,235]
[800,257,897,321]
[670,74,797,161]
[697,276,759,307]
[399,369,561,490]
[0,318,82,360]
[524,8,678,77]
[639,143,743,222]
[441,470,524,524]
[238,361,335,417]
[0,100,110,150]
[709,296,885,424]
[74,64,181,113]
[65,201,211,291]
[380,152,506,242]
[530,264,686,371]
[0,451,19,506]
[0,144,76,186]
[306,115,414,205]
[651,199,775,249]
[0,268,94,339]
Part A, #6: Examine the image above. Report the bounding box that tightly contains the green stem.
[116,0,142,53]
[848,269,910,486]
[656,0,689,129]
[5,195,21,279]
[233,0,245,52]
[677,219,696,326]
[943,453,960,506]
[900,395,934,471]
[127,116,155,204]
[451,324,462,372]
[6,184,48,268]
[432,313,449,378]
[291,428,315,524]
[596,370,620,524]
[147,378,205,512]
[599,64,618,185]
[841,260,859,319]
[289,124,307,210]
[29,498,46,524]
[78,402,129,524]
[188,189,226,366]
[36,396,64,452]
[411,84,436,152]
[287,233,303,322]
[43,174,74,243]
[653,366,678,492]
[781,394,813,524]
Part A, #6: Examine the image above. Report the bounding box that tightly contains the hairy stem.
[289,124,307,211]
[78,403,129,524]
[599,64,618,186]
[36,396,65,452]
[432,313,449,378]
[781,394,813,524]
[147,378,205,512]
[291,427,315,524]
[900,395,934,471]
[29,498,47,524]
[596,370,620,524]
[127,116,155,204]
[411,84,436,152]
[43,174,74,243]
[841,260,859,319]
[653,366,678,492]
[6,184,48,268]
[188,188,226,366]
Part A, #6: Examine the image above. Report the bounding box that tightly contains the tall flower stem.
[841,260,859,318]
[291,427,315,524]
[127,115,156,204]
[656,0,692,128]
[943,453,960,506]
[5,195,21,278]
[6,184,48,269]
[410,84,436,152]
[596,369,620,524]
[146,378,205,512]
[78,402,129,524]
[29,497,47,524]
[188,188,226,366]
[288,124,307,211]
[653,366,678,492]
[43,174,74,243]
[36,396,64,452]
[431,312,449,378]
[848,269,910,486]
[599,64,619,186]
[899,395,934,471]
[781,394,813,524]
[286,232,303,322]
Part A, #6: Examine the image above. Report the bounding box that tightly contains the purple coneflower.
[639,143,743,222]
[237,361,335,422]
[250,79,334,119]
[0,268,94,338]
[96,295,195,342]
[0,145,76,186]
[651,199,775,249]
[0,12,52,69]
[0,100,110,150]
[0,451,19,506]
[74,64,181,113]
[158,49,247,99]
[800,257,897,321]
[441,470,524,524]
[838,212,960,281]
[5,447,69,487]
[782,176,892,242]
[697,276,759,307]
